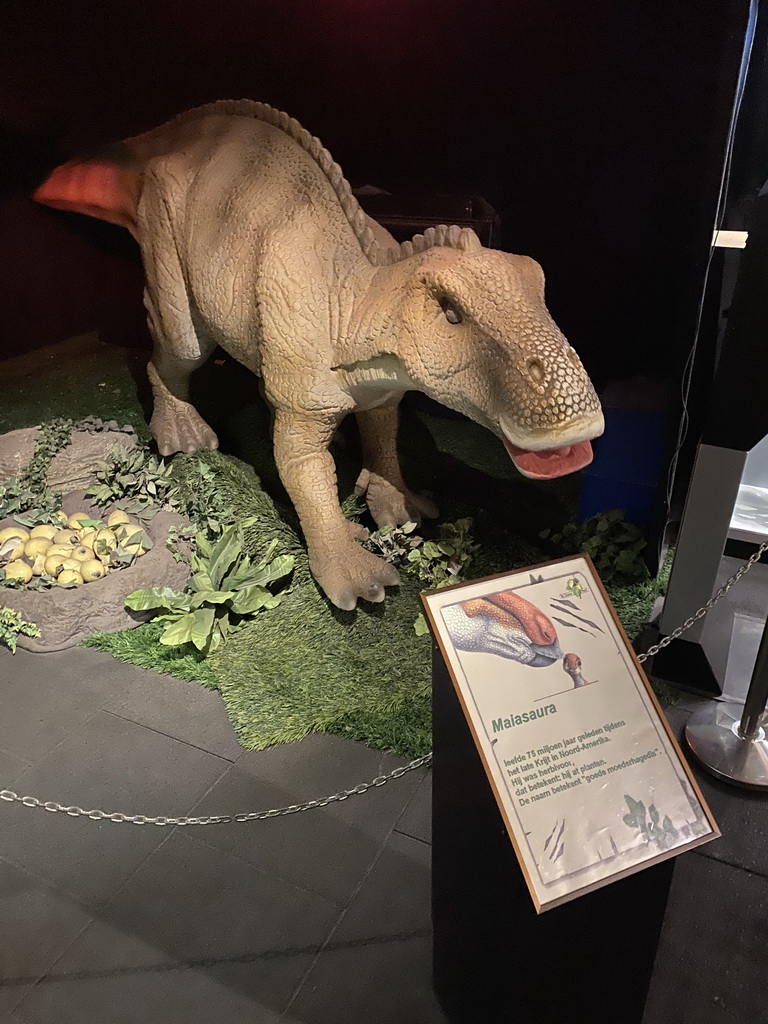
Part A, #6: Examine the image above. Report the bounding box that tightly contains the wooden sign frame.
[422,554,719,913]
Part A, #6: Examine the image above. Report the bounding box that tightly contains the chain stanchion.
[2,542,767,822]
[685,614,768,788]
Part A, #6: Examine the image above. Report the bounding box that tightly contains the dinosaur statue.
[442,590,563,667]
[33,100,604,610]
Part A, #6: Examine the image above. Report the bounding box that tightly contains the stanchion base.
[685,702,768,789]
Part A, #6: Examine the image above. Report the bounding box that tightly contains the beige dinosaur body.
[34,100,603,610]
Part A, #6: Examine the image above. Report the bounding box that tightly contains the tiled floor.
[1,646,767,1023]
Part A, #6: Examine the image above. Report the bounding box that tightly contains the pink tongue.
[503,439,594,479]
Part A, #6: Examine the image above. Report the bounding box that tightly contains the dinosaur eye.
[439,297,462,324]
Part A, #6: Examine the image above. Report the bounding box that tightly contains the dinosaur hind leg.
[138,162,219,456]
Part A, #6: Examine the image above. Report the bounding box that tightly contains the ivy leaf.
[414,613,429,636]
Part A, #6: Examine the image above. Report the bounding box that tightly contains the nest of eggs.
[1,508,151,589]
[0,490,191,653]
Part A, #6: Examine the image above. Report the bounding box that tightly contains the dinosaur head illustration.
[442,589,563,667]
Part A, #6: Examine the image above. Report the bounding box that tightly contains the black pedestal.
[431,645,674,1024]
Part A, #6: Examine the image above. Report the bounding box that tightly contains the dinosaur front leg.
[355,399,438,528]
[147,338,219,457]
[273,410,400,610]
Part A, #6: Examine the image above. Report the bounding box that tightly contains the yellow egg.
[3,559,32,583]
[58,568,84,586]
[67,512,93,530]
[0,538,25,561]
[70,545,94,562]
[31,553,48,576]
[80,559,106,582]
[24,537,52,558]
[93,529,118,561]
[118,524,149,556]
[0,526,29,545]
[46,545,74,558]
[30,524,58,541]
[45,554,69,577]
[53,529,79,547]
[107,509,132,529]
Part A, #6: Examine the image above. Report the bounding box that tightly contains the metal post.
[685,614,768,788]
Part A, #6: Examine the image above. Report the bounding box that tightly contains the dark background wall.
[0,0,750,396]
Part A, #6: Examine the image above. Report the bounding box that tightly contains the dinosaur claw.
[356,470,438,529]
[311,540,400,610]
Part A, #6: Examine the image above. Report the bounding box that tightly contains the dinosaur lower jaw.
[502,438,594,479]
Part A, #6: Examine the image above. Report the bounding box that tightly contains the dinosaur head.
[395,235,603,479]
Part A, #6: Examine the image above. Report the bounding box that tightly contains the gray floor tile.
[643,853,768,1024]
[394,772,431,845]
[284,831,446,1024]
[190,733,425,906]
[0,711,229,909]
[15,832,340,1024]
[0,858,92,1016]
[0,647,135,761]
[103,670,245,761]
[0,748,31,789]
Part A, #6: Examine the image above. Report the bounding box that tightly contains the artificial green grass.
[84,445,665,756]
[3,338,670,756]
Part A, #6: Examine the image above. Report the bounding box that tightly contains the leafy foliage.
[0,418,75,527]
[365,518,479,636]
[0,478,63,527]
[0,607,41,653]
[540,509,648,584]
[126,519,294,655]
[17,417,73,494]
[169,456,236,534]
[86,444,178,514]
[165,523,198,564]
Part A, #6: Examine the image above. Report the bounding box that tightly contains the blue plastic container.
[578,408,667,527]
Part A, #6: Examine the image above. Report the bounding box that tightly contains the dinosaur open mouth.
[502,439,594,479]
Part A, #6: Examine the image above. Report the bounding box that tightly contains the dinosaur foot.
[355,469,438,529]
[311,539,399,611]
[150,399,219,457]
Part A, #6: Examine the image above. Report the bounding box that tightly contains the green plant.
[0,478,62,527]
[86,444,177,513]
[540,509,648,584]
[166,523,198,564]
[0,607,41,653]
[0,418,75,527]
[366,518,479,636]
[170,457,236,533]
[17,418,73,495]
[126,520,294,655]
[363,521,422,565]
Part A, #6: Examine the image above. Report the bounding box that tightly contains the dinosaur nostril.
[527,358,545,383]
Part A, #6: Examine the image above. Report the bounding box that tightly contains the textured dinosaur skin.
[34,100,604,610]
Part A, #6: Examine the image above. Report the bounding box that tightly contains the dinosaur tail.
[32,143,142,235]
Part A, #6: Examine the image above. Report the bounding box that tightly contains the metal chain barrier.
[3,542,767,827]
